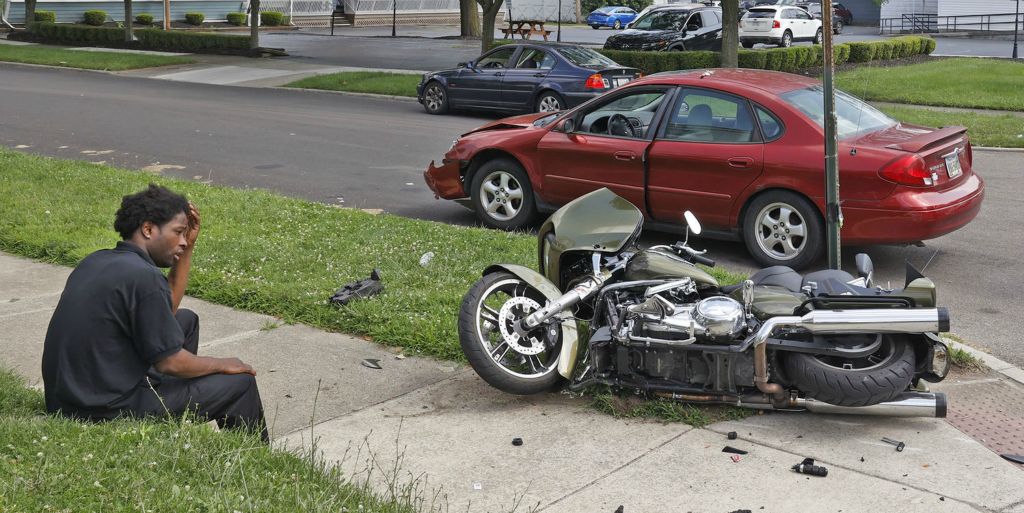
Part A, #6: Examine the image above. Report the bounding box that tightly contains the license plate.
[612,77,631,88]
[944,150,962,178]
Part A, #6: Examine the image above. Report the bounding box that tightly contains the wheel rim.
[614,20,621,29]
[783,33,791,46]
[754,201,808,261]
[538,95,562,113]
[474,278,560,379]
[425,84,444,112]
[812,337,899,371]
[816,29,822,43]
[478,170,525,221]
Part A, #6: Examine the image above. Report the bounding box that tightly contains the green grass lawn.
[286,71,421,97]
[0,148,744,362]
[879,105,1024,148]
[836,58,1024,112]
[0,44,195,70]
[0,369,427,512]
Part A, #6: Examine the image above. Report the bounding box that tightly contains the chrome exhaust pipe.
[795,392,947,418]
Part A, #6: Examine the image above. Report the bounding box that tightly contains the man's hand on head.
[185,202,201,248]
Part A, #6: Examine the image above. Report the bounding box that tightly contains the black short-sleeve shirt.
[42,241,184,417]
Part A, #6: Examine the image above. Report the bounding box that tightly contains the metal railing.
[881,12,1022,34]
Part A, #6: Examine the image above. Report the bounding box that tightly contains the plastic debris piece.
[472,482,482,491]
[512,437,523,446]
[881,437,906,452]
[419,252,435,267]
[361,359,382,370]
[395,354,407,360]
[614,507,624,513]
[730,454,742,463]
[330,269,383,306]
[791,457,828,477]
[722,446,748,455]
[729,510,752,513]
[727,431,738,440]
[1002,454,1024,465]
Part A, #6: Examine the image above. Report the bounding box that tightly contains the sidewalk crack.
[536,427,693,512]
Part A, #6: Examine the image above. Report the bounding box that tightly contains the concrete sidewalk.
[2,250,1023,513]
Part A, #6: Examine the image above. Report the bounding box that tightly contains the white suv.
[739,6,822,48]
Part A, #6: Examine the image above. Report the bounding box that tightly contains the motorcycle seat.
[736,266,856,294]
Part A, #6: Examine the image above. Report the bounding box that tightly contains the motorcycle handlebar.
[692,254,716,267]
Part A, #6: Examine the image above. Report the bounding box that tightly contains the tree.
[461,0,481,37]
[477,0,504,53]
[124,0,133,43]
[250,0,260,49]
[24,0,36,25]
[721,0,738,67]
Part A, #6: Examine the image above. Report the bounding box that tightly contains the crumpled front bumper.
[423,159,466,200]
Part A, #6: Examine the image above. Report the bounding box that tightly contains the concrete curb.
[947,339,1024,386]
[974,146,1024,153]
[271,86,418,102]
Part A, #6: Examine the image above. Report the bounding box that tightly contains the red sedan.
[424,69,984,269]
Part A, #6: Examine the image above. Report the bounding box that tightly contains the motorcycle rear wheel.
[458,272,565,395]
[781,335,915,407]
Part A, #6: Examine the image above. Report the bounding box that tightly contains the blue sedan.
[416,43,639,115]
[587,6,638,29]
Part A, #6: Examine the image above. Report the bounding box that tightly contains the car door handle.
[614,151,637,161]
[495,72,504,76]
[533,73,545,78]
[728,157,754,168]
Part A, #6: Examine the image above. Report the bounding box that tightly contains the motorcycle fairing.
[482,264,580,379]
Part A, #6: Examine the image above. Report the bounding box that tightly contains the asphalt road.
[1,64,1020,368]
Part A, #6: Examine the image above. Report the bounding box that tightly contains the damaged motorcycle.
[459,188,951,417]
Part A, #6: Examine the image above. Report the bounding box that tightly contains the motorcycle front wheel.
[458,272,564,395]
[781,335,916,407]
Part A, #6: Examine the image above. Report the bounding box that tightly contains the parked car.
[740,5,823,47]
[423,69,983,269]
[416,43,639,116]
[806,2,844,34]
[604,5,723,52]
[587,6,638,29]
[799,0,853,24]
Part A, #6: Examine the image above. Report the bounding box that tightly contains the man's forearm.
[167,249,192,313]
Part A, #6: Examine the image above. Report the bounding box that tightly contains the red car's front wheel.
[743,190,824,270]
[470,158,537,230]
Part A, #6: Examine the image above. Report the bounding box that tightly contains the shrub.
[29,22,124,45]
[135,13,154,25]
[874,40,894,60]
[184,12,205,25]
[260,10,284,26]
[226,12,246,26]
[847,41,874,63]
[835,43,851,65]
[83,10,107,26]
[34,10,56,22]
[737,49,766,69]
[924,37,936,54]
[135,28,250,53]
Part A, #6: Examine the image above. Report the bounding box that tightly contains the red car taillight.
[879,154,933,187]
[585,73,608,90]
[965,141,973,167]
[772,20,781,28]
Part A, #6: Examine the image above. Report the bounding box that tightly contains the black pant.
[126,309,269,442]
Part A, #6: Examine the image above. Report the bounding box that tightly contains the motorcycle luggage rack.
[796,295,916,314]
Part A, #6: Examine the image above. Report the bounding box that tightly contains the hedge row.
[27,23,250,54]
[492,35,933,75]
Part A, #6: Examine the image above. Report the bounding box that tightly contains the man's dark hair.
[114,184,189,240]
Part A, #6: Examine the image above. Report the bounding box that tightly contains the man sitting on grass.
[42,184,269,442]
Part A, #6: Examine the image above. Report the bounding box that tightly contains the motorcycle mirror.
[855,253,874,288]
[683,211,702,236]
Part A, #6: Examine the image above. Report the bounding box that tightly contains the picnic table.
[500,20,553,41]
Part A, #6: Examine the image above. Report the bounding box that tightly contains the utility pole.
[1014,0,1020,59]
[822,0,841,269]
[557,0,562,42]
[392,0,397,37]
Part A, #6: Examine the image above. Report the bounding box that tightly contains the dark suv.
[603,6,724,52]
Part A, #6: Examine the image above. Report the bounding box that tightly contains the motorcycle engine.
[639,296,746,344]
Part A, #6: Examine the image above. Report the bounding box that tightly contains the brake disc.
[497,296,546,356]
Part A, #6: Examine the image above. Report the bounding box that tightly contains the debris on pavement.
[881,437,906,452]
[361,359,383,370]
[727,431,738,440]
[512,437,524,446]
[728,510,752,513]
[722,446,748,455]
[730,454,742,463]
[791,457,828,477]
[1002,454,1024,465]
[472,482,482,491]
[329,269,383,306]
[614,506,624,513]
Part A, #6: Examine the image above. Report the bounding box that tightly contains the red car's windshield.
[780,86,897,139]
